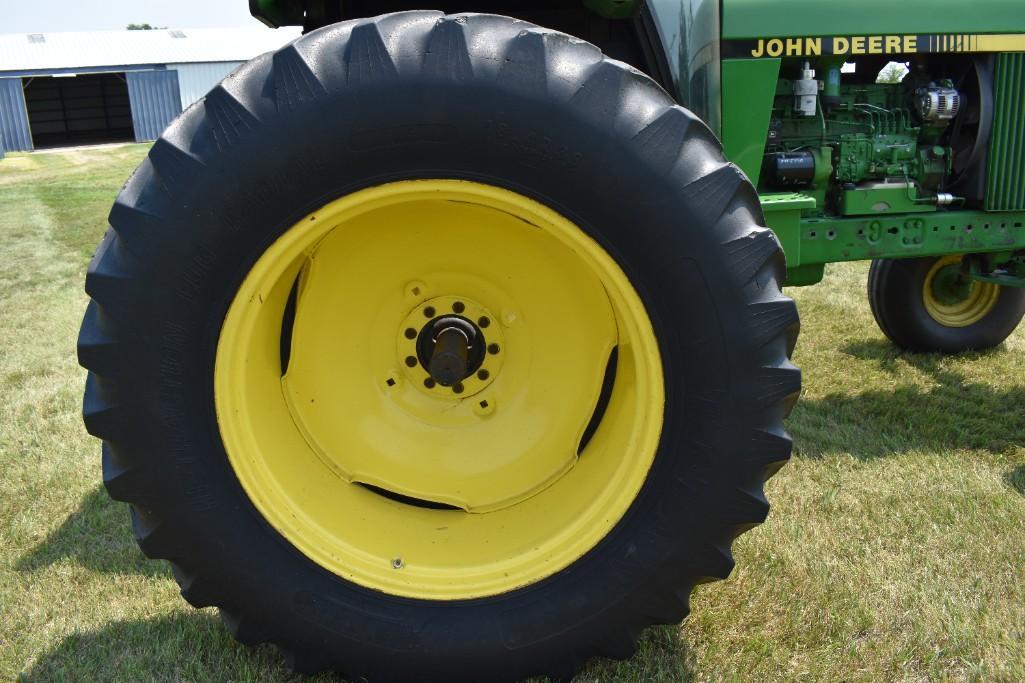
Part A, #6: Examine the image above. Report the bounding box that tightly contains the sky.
[4,0,270,33]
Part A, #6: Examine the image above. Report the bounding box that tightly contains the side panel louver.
[985,53,1025,211]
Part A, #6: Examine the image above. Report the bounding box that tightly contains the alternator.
[915,84,961,123]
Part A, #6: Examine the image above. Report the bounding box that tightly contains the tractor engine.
[763,58,987,216]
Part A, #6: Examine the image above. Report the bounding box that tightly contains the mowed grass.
[1,145,1023,682]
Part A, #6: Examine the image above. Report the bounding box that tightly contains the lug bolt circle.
[399,296,504,397]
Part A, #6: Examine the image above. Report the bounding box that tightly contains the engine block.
[764,64,958,216]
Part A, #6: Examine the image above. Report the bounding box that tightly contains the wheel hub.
[398,296,502,396]
[929,263,974,306]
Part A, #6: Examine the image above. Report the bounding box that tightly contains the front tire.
[78,12,800,681]
[869,256,1025,352]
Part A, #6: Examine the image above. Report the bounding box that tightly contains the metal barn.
[0,27,299,151]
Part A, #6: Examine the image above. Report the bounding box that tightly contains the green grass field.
[2,145,1023,682]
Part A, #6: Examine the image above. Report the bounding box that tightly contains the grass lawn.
[1,145,1023,682]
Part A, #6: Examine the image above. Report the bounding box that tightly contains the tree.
[126,23,161,30]
[877,62,909,84]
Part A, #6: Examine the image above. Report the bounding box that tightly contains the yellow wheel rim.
[215,180,664,599]
[922,255,1000,328]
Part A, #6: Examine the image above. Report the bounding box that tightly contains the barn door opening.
[23,72,134,148]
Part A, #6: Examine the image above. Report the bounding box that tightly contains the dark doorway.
[23,72,134,148]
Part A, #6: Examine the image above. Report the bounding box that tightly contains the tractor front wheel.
[869,255,1025,352]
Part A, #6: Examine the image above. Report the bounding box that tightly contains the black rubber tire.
[868,257,1025,353]
[78,12,800,682]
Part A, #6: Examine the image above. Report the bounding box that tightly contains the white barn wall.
[168,61,243,109]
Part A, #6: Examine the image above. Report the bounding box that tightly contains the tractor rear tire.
[869,256,1025,352]
[78,12,800,682]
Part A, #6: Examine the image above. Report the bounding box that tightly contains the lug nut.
[405,356,418,368]
[478,316,490,328]
[424,378,436,389]
[452,382,465,394]
[404,327,417,339]
[487,343,500,355]
[424,306,436,318]
[452,301,465,313]
[477,369,489,380]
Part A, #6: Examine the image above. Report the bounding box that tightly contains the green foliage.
[877,62,909,84]
[126,23,163,30]
[1,146,1023,682]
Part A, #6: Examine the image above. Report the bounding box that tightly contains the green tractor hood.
[723,0,1025,39]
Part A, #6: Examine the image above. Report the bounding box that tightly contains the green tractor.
[77,0,1025,679]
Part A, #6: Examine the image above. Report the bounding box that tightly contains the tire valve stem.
[391,557,404,569]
